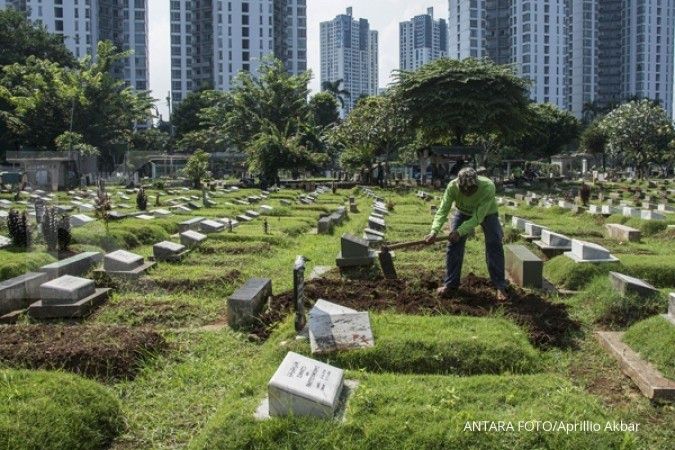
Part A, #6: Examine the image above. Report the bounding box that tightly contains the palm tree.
[321,79,351,109]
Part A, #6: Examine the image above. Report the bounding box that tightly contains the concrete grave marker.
[70,214,95,227]
[368,216,386,232]
[605,224,640,242]
[336,234,375,268]
[609,272,659,298]
[104,250,144,272]
[317,216,333,234]
[228,278,272,329]
[565,240,618,263]
[199,219,225,234]
[39,252,102,278]
[153,241,188,262]
[28,275,110,319]
[505,244,543,289]
[268,351,344,419]
[640,210,665,221]
[180,230,207,248]
[511,216,526,231]
[178,217,205,232]
[293,256,307,332]
[308,299,374,354]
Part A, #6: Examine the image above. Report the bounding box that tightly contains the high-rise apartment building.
[320,7,379,116]
[448,0,675,118]
[399,7,448,71]
[169,0,306,106]
[1,0,149,92]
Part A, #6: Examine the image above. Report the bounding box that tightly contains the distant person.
[425,167,508,301]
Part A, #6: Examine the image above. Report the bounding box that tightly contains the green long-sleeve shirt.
[430,176,498,236]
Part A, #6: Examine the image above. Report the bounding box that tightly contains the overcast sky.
[148,0,448,119]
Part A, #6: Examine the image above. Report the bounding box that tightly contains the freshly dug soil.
[0,325,167,380]
[271,272,581,349]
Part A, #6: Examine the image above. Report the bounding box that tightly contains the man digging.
[425,167,509,301]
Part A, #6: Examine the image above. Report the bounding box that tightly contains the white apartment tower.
[399,7,448,71]
[320,7,379,116]
[170,0,306,106]
[448,0,675,118]
[0,0,149,91]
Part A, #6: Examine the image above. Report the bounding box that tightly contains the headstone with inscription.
[293,256,307,332]
[268,351,344,419]
[308,299,374,354]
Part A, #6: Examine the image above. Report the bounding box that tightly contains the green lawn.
[623,316,675,380]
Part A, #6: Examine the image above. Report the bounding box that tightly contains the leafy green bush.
[623,316,675,380]
[136,187,148,211]
[0,369,124,450]
[7,209,30,248]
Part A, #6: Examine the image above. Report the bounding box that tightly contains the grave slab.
[609,272,659,298]
[28,287,110,319]
[308,300,374,354]
[640,210,665,221]
[40,275,95,305]
[317,217,334,234]
[153,241,188,262]
[199,219,225,234]
[228,278,272,329]
[39,252,102,278]
[70,214,95,227]
[103,250,144,272]
[596,332,675,402]
[367,216,386,232]
[180,230,207,248]
[178,217,205,232]
[268,351,344,418]
[0,272,49,315]
[605,224,641,242]
[505,244,543,289]
[565,240,618,263]
[511,216,526,231]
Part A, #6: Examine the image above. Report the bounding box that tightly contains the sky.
[148,0,448,119]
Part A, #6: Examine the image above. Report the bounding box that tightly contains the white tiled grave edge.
[565,240,618,263]
[308,299,375,354]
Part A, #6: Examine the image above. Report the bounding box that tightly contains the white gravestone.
[524,222,546,237]
[40,275,95,305]
[268,351,344,419]
[565,240,618,263]
[308,299,374,354]
[540,230,571,248]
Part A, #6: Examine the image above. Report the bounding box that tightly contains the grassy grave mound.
[0,249,56,282]
[567,276,668,328]
[192,373,632,450]
[281,314,540,375]
[544,255,621,290]
[0,325,166,380]
[623,316,675,380]
[93,296,211,328]
[275,272,581,349]
[0,369,123,450]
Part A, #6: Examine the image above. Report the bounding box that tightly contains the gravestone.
[260,205,274,213]
[565,240,618,263]
[136,214,155,220]
[523,222,546,238]
[533,230,572,258]
[102,250,154,279]
[349,203,359,213]
[363,228,385,244]
[293,256,307,332]
[605,224,641,242]
[280,199,292,206]
[178,217,205,232]
[609,272,659,298]
[236,214,253,222]
[368,216,386,232]
[246,210,261,218]
[228,278,272,329]
[622,206,640,218]
[0,272,49,316]
[317,216,334,234]
[336,234,375,268]
[70,214,95,227]
[511,216,526,231]
[39,252,102,278]
[153,241,188,262]
[28,275,110,319]
[151,208,172,217]
[640,210,665,221]
[180,230,207,248]
[268,351,344,419]
[505,244,543,289]
[601,205,618,215]
[199,219,225,234]
[308,299,374,354]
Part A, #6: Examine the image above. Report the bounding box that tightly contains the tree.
[0,9,76,68]
[181,150,210,188]
[512,103,580,159]
[321,79,350,109]
[0,41,153,171]
[579,120,608,169]
[308,92,339,129]
[131,128,170,152]
[393,58,531,145]
[201,57,327,183]
[598,100,675,178]
[171,88,217,139]
[55,131,99,155]
[330,94,410,171]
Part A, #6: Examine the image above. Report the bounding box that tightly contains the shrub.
[155,192,161,207]
[7,209,30,248]
[41,207,59,252]
[136,187,148,211]
[57,214,71,252]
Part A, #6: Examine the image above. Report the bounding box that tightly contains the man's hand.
[448,231,461,244]
[424,232,437,245]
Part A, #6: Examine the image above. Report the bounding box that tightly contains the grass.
[0,369,123,450]
[623,316,675,380]
[544,255,621,290]
[282,314,541,375]
[0,248,55,282]
[191,372,633,450]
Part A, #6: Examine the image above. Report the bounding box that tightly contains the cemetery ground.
[0,181,674,449]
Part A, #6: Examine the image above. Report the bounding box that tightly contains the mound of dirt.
[0,325,167,380]
[271,272,581,349]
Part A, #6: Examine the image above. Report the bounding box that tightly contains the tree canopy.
[512,103,580,159]
[392,58,532,145]
[598,100,674,177]
[0,9,76,68]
